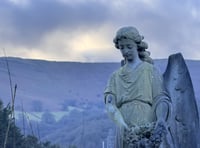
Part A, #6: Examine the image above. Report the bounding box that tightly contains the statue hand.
[123,122,131,131]
[156,118,166,127]
[148,120,167,147]
[154,119,167,140]
[155,119,167,132]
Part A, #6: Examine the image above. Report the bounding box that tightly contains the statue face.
[118,38,138,61]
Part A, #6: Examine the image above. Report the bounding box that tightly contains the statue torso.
[109,62,157,126]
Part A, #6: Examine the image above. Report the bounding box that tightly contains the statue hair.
[113,26,153,64]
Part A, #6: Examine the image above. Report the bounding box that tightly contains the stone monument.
[104,26,199,148]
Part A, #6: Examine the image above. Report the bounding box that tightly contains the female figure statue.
[104,26,172,148]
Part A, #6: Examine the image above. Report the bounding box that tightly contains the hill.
[0,57,199,112]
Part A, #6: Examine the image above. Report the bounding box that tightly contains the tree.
[41,111,56,124]
[0,101,24,148]
[61,99,77,111]
[0,100,61,148]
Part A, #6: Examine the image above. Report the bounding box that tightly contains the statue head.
[113,26,153,64]
[113,26,148,51]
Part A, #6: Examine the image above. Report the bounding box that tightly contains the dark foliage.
[0,100,61,148]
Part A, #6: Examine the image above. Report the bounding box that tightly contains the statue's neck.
[125,55,142,70]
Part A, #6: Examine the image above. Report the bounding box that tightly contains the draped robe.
[104,62,171,148]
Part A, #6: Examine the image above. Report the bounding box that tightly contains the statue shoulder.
[107,68,122,81]
[141,61,157,72]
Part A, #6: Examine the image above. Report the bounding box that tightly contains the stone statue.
[104,26,199,148]
[163,53,199,148]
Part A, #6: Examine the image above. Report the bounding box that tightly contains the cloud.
[109,0,200,59]
[0,0,200,61]
[0,0,111,46]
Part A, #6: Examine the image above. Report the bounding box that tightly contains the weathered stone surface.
[163,53,199,148]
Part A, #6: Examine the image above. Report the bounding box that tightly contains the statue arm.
[104,73,129,130]
[152,67,171,123]
[155,101,169,122]
[105,94,129,130]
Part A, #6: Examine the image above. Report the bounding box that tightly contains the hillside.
[0,57,118,111]
[0,57,199,112]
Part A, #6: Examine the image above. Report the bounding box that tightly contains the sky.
[0,0,200,62]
